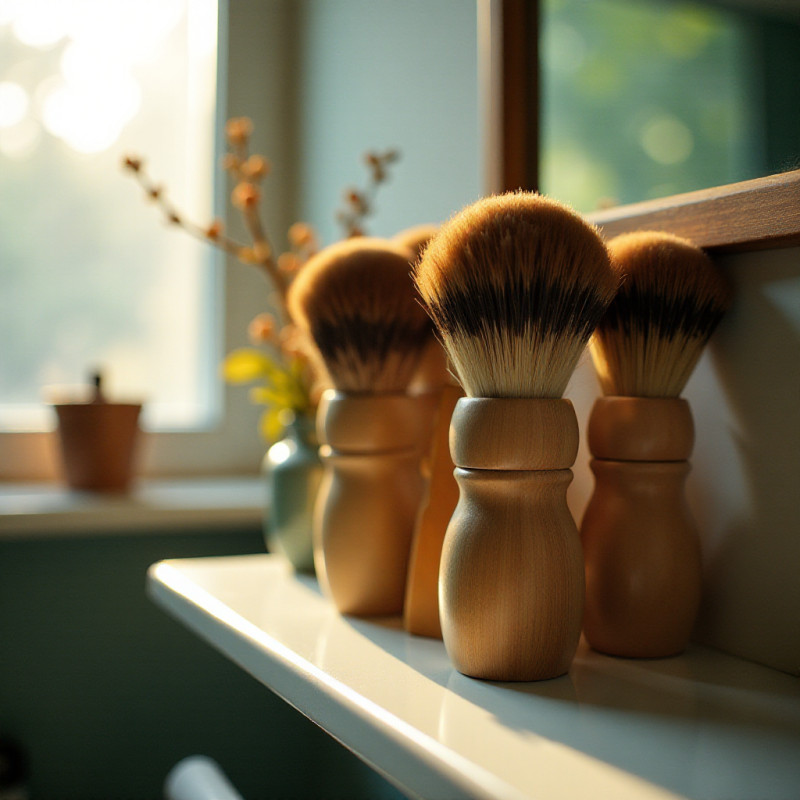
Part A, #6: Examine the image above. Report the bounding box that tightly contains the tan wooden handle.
[581,397,702,658]
[404,383,464,639]
[440,397,584,681]
[317,389,430,453]
[587,396,694,461]
[313,392,427,617]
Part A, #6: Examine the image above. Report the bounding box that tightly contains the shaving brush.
[288,237,432,616]
[415,191,618,680]
[392,224,448,395]
[582,231,732,658]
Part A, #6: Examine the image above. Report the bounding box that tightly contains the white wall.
[292,0,481,245]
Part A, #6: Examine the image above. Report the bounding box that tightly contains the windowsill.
[0,476,264,539]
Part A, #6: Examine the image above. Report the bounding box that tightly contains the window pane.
[541,0,800,213]
[0,0,218,431]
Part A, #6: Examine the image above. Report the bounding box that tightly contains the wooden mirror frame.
[481,0,800,253]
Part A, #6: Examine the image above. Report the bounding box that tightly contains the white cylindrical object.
[164,756,244,800]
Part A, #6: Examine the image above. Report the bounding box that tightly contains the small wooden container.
[581,396,702,658]
[314,390,428,617]
[440,397,584,681]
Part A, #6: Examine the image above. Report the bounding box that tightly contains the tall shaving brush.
[414,192,618,680]
[288,237,432,616]
[582,231,732,658]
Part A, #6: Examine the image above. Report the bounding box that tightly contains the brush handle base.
[581,397,702,658]
[441,397,583,681]
[314,391,427,617]
[404,383,464,639]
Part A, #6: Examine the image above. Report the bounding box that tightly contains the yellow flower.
[222,348,273,383]
[259,407,285,441]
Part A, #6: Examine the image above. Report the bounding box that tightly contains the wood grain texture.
[313,393,427,617]
[588,170,800,253]
[587,397,694,462]
[316,390,430,453]
[581,398,702,658]
[404,383,464,639]
[441,467,584,681]
[450,397,579,470]
[441,397,584,681]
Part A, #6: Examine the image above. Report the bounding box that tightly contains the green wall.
[0,529,404,800]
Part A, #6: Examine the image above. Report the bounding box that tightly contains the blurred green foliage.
[541,0,800,212]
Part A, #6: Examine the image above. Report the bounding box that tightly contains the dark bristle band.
[600,285,727,345]
[311,316,432,370]
[427,272,611,345]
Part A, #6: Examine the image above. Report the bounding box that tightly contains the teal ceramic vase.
[263,414,322,573]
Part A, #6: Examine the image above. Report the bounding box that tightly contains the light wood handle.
[313,392,427,616]
[581,398,702,658]
[440,397,584,681]
[587,396,694,461]
[404,383,464,639]
[450,396,579,470]
[317,389,429,453]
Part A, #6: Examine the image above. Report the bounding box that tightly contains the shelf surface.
[147,554,800,800]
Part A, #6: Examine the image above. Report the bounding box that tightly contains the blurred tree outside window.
[541,0,800,213]
[0,0,219,432]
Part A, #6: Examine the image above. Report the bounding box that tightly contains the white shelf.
[146,554,800,800]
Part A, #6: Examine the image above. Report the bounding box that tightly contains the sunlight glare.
[11,0,69,48]
[0,81,28,127]
[0,118,40,159]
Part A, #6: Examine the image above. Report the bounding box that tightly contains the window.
[0,0,279,481]
[0,0,218,434]
[485,0,800,248]
[539,0,800,214]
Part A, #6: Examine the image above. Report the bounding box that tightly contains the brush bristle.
[287,237,432,393]
[413,192,617,398]
[591,231,732,397]
[392,224,439,263]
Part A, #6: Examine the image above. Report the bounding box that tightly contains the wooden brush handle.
[440,397,584,681]
[314,391,427,617]
[404,382,464,639]
[581,397,702,658]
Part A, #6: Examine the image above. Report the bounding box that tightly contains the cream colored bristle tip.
[413,191,617,399]
[591,231,731,397]
[591,231,732,398]
[287,237,432,394]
